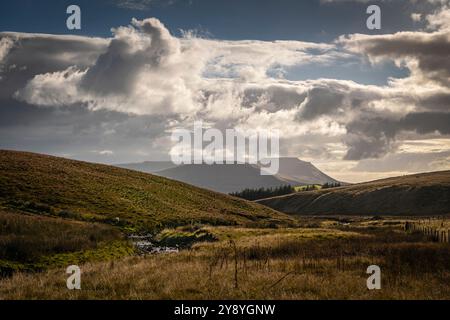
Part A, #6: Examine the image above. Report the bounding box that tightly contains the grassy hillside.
[257,171,450,216]
[0,150,293,232]
[116,161,178,174]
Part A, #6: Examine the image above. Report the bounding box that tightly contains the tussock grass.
[156,227,218,248]
[0,211,122,262]
[1,221,448,300]
[0,210,132,276]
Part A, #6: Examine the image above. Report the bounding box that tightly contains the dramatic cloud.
[339,31,450,86]
[332,5,450,160]
[1,3,449,180]
[11,17,342,119]
[81,18,181,95]
[0,33,107,100]
[344,112,450,160]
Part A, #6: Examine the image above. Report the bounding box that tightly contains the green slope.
[0,150,293,232]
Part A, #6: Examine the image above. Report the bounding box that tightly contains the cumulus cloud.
[14,18,201,115]
[81,18,181,95]
[12,17,343,119]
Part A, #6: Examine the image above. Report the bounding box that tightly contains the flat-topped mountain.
[116,157,340,193]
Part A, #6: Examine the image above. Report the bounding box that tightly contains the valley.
[0,150,449,300]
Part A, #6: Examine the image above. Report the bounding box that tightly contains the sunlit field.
[1,217,449,300]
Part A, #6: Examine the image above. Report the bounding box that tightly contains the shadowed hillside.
[156,163,299,194]
[0,150,293,232]
[257,171,450,216]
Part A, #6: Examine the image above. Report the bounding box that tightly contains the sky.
[0,0,449,182]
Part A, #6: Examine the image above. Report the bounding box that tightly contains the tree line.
[230,185,295,201]
[230,182,342,201]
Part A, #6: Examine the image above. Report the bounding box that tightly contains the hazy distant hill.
[0,150,293,230]
[257,171,450,216]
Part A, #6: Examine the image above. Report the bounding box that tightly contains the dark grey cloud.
[241,86,307,112]
[0,100,171,163]
[417,92,450,111]
[340,31,450,86]
[0,32,107,99]
[296,86,345,121]
[344,112,450,160]
[0,30,172,161]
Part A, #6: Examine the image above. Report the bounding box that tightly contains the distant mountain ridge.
[116,157,340,193]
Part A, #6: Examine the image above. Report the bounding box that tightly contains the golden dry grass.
[0,210,122,262]
[1,221,449,300]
